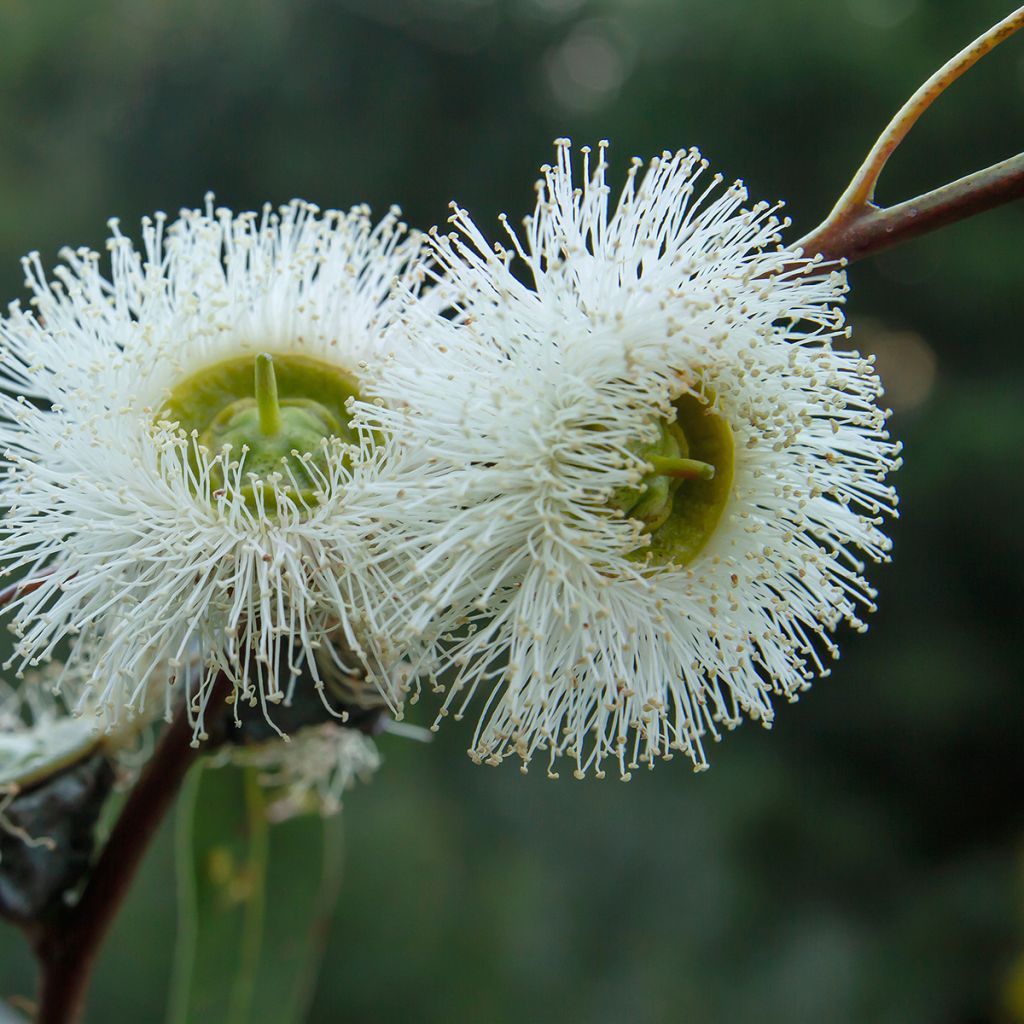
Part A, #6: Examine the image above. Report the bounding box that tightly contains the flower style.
[0,198,436,739]
[364,140,901,778]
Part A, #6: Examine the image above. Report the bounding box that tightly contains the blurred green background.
[1,0,1023,1021]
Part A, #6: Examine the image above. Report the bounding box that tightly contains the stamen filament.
[254,353,282,436]
[647,455,715,481]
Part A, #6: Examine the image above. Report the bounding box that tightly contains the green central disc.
[162,353,360,437]
[160,352,361,505]
[625,390,735,566]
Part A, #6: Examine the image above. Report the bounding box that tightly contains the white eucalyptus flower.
[363,140,901,778]
[0,199,436,740]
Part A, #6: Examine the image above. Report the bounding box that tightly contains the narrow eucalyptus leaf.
[169,764,343,1024]
[168,764,267,1024]
[247,808,344,1023]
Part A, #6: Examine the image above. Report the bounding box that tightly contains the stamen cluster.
[0,199,430,738]
[0,143,900,785]
[360,141,901,777]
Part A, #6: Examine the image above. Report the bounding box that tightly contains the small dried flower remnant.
[228,724,381,822]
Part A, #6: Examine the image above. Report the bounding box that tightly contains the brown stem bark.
[797,152,1024,264]
[32,676,231,1024]
[0,575,52,609]
[796,8,1024,264]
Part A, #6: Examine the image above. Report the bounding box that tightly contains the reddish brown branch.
[796,8,1024,265]
[798,152,1024,264]
[32,675,232,1024]
[0,573,52,609]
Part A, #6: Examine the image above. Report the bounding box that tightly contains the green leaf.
[168,763,344,1024]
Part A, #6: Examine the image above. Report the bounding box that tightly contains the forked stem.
[798,6,1024,262]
